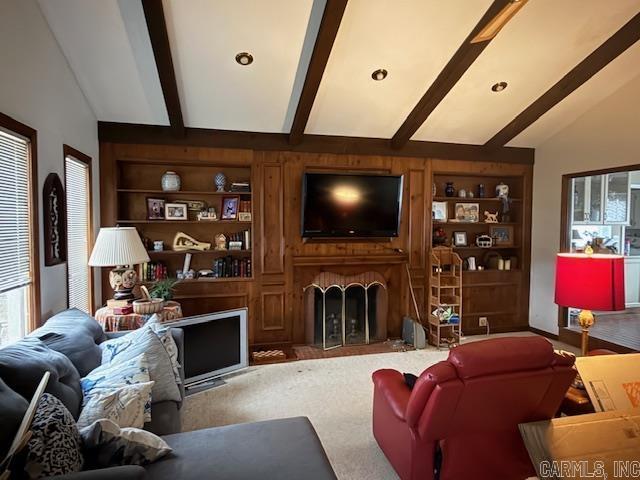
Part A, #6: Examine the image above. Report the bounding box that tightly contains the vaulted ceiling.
[39,0,640,149]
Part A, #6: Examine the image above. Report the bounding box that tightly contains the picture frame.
[454,203,479,223]
[453,231,468,247]
[147,197,166,220]
[165,202,188,220]
[432,201,448,221]
[490,225,514,246]
[238,212,252,222]
[221,195,240,220]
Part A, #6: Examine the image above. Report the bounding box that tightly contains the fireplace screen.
[305,272,388,350]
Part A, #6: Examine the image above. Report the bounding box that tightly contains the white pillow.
[100,327,181,402]
[147,315,182,385]
[80,418,172,467]
[77,381,155,430]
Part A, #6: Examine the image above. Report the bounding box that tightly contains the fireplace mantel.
[293,253,408,267]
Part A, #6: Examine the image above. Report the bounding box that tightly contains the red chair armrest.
[372,369,412,422]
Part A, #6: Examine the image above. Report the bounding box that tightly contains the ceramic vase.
[161,171,181,192]
[445,182,455,197]
[215,172,227,192]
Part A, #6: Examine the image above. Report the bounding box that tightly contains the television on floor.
[301,172,403,238]
[164,308,248,385]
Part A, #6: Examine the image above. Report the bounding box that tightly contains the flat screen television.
[301,172,403,238]
[164,308,248,386]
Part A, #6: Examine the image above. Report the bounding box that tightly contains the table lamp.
[88,227,150,301]
[554,252,625,356]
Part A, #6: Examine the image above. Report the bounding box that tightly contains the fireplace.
[304,272,388,350]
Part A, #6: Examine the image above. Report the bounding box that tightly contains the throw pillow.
[100,327,181,403]
[77,381,155,430]
[403,373,419,390]
[81,353,152,422]
[80,419,172,468]
[147,315,181,385]
[24,393,83,479]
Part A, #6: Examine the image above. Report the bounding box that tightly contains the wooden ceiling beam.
[289,0,348,145]
[141,0,184,137]
[485,12,640,148]
[390,0,511,149]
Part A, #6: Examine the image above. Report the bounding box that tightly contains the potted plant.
[149,278,179,301]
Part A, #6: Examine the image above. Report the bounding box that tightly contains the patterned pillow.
[100,327,181,402]
[77,381,154,430]
[81,354,152,422]
[80,419,172,467]
[24,393,83,478]
[147,315,181,385]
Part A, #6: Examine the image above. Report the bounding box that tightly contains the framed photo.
[455,203,479,223]
[432,201,448,221]
[490,225,514,246]
[147,198,166,220]
[238,212,252,222]
[453,231,468,247]
[221,195,240,220]
[165,202,187,220]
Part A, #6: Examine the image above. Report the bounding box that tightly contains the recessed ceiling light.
[491,81,508,92]
[235,52,253,66]
[371,69,388,81]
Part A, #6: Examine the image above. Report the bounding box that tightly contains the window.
[0,115,39,347]
[65,146,93,313]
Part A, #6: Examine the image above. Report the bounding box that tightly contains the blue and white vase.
[161,171,181,192]
[214,172,227,192]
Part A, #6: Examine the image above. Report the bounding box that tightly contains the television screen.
[301,173,403,238]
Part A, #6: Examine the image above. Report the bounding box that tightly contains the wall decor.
[454,203,479,223]
[484,210,499,223]
[43,173,67,266]
[161,171,181,192]
[172,232,211,251]
[432,201,448,221]
[221,195,240,220]
[490,225,514,246]
[214,172,227,192]
[165,203,188,220]
[453,231,468,247]
[147,198,166,220]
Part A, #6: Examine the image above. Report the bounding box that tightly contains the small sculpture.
[476,235,493,248]
[214,172,227,192]
[484,211,499,223]
[172,232,211,251]
[495,182,509,198]
[214,233,227,251]
[458,189,467,198]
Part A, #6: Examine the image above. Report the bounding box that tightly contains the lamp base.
[109,266,138,302]
[578,309,595,356]
[113,289,135,301]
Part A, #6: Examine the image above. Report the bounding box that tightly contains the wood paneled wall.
[100,142,532,347]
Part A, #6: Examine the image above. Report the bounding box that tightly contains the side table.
[95,300,182,332]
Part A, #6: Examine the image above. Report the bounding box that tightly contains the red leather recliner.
[372,337,576,480]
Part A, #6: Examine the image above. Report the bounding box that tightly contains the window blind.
[65,156,91,312]
[0,130,32,295]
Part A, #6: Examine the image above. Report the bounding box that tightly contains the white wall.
[530,76,640,334]
[0,0,100,320]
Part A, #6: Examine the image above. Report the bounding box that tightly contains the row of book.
[140,262,168,281]
[226,229,251,250]
[212,257,252,278]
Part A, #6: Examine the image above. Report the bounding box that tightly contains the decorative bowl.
[132,298,164,315]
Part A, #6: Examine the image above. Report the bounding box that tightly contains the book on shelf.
[230,182,251,193]
[139,261,168,281]
[224,229,251,250]
[212,257,252,278]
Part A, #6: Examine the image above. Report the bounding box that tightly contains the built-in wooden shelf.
[117,220,251,225]
[148,249,251,256]
[143,277,252,285]
[433,196,522,202]
[117,189,252,196]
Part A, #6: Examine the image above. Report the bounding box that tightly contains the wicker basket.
[132,286,164,315]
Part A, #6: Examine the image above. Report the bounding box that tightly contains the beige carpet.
[181,333,576,480]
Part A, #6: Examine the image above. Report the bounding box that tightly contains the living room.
[1,1,639,479]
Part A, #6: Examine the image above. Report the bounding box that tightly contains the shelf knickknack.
[43,173,67,266]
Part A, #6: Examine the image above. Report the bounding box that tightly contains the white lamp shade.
[88,227,150,267]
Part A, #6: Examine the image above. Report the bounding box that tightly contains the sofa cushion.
[29,308,106,377]
[24,393,84,478]
[0,376,29,459]
[144,417,337,480]
[0,337,83,418]
[78,381,155,430]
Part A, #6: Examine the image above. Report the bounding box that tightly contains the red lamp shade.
[555,253,625,311]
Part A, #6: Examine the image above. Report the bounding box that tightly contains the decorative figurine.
[161,171,181,192]
[445,182,455,197]
[214,233,227,251]
[495,181,509,198]
[214,172,227,192]
[172,232,211,251]
[458,189,467,198]
[153,240,164,251]
[484,211,499,223]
